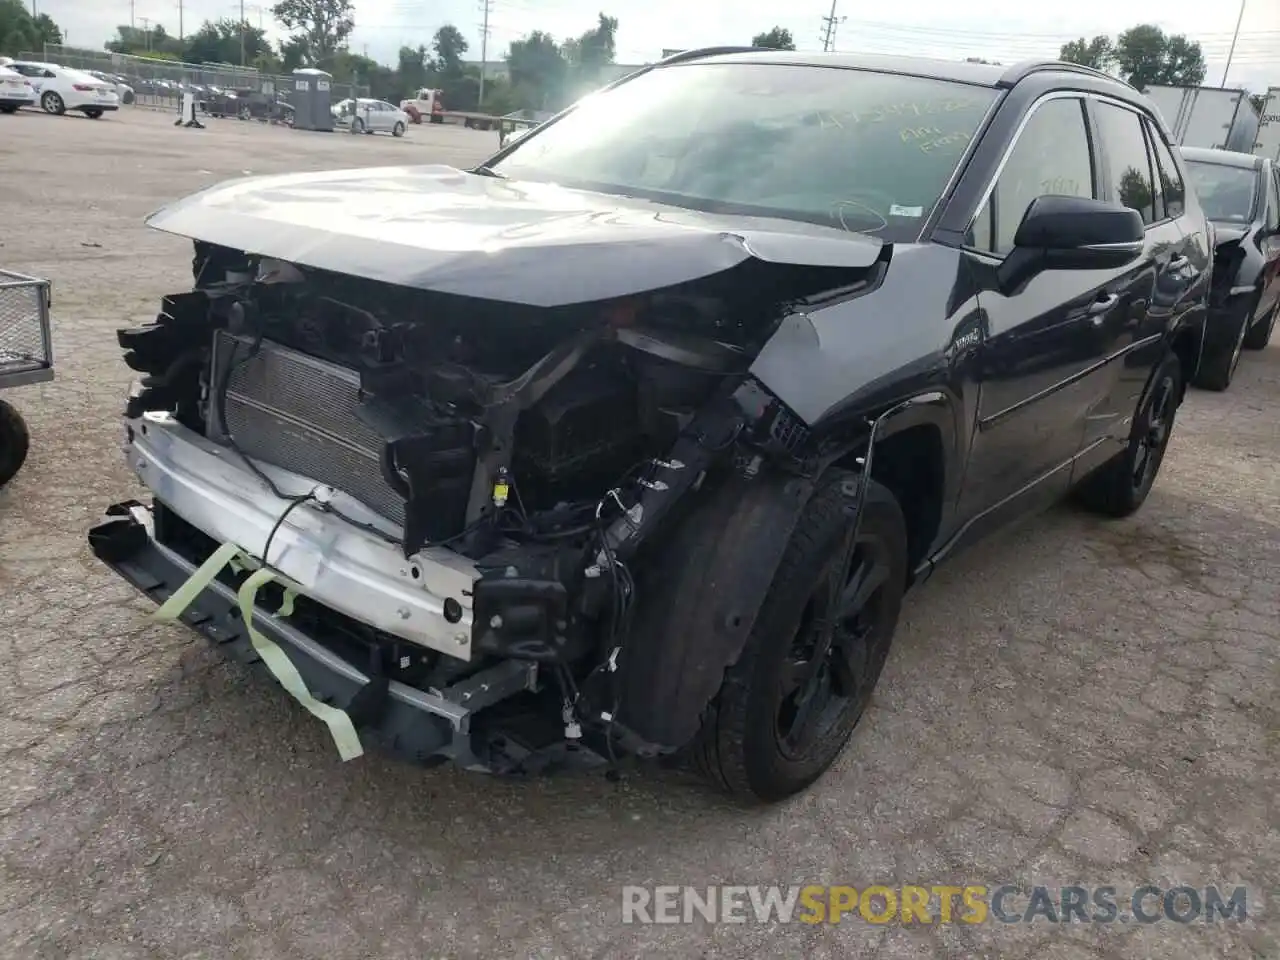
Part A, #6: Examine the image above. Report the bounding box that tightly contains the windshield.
[1185,160,1258,222]
[489,62,998,240]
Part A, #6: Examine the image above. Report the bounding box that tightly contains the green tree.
[183,19,269,65]
[31,12,60,45]
[432,24,467,77]
[751,27,795,50]
[0,0,63,56]
[106,24,183,56]
[278,37,309,71]
[1059,35,1113,71]
[271,0,354,65]
[507,30,567,110]
[397,44,429,93]
[1114,24,1205,89]
[1060,24,1205,91]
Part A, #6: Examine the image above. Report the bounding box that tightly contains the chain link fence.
[19,44,367,119]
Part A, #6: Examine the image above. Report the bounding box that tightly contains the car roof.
[1179,145,1263,170]
[664,48,1130,92]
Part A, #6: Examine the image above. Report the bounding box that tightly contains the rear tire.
[690,475,908,803]
[1075,351,1181,518]
[1242,301,1276,351]
[0,398,31,488]
[40,91,65,115]
[83,108,103,119]
[0,105,18,114]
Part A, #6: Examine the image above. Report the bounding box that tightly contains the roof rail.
[998,59,1134,90]
[656,46,765,66]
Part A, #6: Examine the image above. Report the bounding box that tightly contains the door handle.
[1086,294,1119,323]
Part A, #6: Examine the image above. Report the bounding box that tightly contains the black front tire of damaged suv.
[689,474,908,803]
[0,398,32,488]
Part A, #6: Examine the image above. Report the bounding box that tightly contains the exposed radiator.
[207,331,408,526]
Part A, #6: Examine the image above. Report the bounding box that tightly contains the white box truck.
[1253,87,1280,162]
[1144,84,1260,153]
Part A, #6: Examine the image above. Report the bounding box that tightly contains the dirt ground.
[0,107,1277,960]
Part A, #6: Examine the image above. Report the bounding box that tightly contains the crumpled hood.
[146,164,884,307]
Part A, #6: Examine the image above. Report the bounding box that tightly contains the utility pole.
[177,0,184,42]
[239,0,246,65]
[1222,0,1247,88]
[478,0,493,108]
[139,16,152,50]
[130,0,135,31]
[820,0,845,53]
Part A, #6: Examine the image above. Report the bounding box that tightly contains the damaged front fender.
[617,465,821,749]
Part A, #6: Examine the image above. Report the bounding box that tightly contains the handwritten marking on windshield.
[807,100,985,131]
[918,132,973,154]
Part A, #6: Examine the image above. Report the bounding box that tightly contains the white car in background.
[87,70,136,105]
[0,65,35,114]
[4,61,119,118]
[333,97,409,137]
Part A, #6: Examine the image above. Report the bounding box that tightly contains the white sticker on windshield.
[889,204,924,217]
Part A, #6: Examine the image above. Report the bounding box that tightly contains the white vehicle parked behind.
[0,65,35,114]
[5,62,120,118]
[333,97,409,137]
[88,70,136,105]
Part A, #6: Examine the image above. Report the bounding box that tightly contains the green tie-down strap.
[152,542,364,761]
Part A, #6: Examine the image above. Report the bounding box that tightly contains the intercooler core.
[207,331,411,525]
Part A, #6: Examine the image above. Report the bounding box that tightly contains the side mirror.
[997,195,1144,293]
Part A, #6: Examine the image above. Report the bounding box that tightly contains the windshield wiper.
[472,165,507,179]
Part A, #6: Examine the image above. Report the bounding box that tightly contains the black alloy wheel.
[775,529,896,761]
[1131,366,1177,500]
[1076,351,1182,518]
[690,475,908,803]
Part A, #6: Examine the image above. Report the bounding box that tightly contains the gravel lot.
[1,107,1278,960]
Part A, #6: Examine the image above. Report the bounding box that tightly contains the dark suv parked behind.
[1181,146,1280,389]
[91,50,1210,803]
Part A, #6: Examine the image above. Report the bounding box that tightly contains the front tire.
[40,91,65,115]
[1242,301,1276,351]
[1195,292,1255,391]
[393,121,406,137]
[690,475,908,803]
[1076,351,1181,518]
[350,117,364,135]
[0,398,31,488]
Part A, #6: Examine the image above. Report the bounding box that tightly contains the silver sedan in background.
[332,98,409,137]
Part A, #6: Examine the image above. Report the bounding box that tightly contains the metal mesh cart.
[0,269,54,487]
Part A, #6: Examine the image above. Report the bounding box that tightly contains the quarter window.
[1145,122,1186,219]
[1094,102,1156,225]
[969,97,1094,256]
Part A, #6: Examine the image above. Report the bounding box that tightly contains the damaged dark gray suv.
[90,49,1210,802]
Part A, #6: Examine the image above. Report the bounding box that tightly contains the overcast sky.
[31,0,1280,92]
